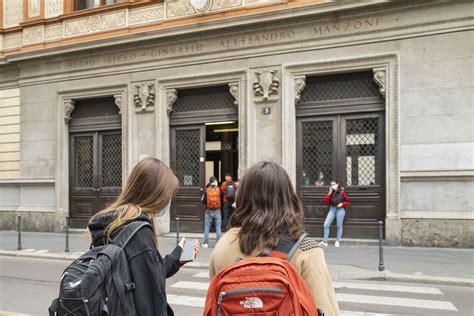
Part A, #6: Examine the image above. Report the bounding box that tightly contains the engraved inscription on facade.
[313,18,380,36]
[220,31,296,49]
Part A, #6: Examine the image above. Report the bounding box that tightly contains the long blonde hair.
[89,157,179,246]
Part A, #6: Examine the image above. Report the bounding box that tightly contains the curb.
[381,271,474,287]
[0,250,211,270]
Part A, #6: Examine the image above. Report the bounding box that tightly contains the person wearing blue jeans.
[203,209,222,247]
[202,177,222,248]
[320,180,350,248]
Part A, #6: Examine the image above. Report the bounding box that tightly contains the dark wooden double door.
[296,72,386,238]
[69,130,122,228]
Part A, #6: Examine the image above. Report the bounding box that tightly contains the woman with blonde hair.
[209,161,339,315]
[88,157,198,316]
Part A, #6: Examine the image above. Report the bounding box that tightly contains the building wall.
[0,88,20,179]
[0,1,472,246]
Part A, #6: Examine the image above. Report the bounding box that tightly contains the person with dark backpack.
[207,161,339,316]
[202,176,222,248]
[49,157,199,316]
[220,173,236,229]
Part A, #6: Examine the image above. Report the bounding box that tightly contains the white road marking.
[21,249,35,252]
[193,271,210,278]
[340,312,393,316]
[336,293,458,311]
[334,281,443,295]
[0,311,31,316]
[171,281,209,291]
[34,250,49,253]
[167,294,205,307]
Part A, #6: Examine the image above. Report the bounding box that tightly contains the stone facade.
[0,1,473,247]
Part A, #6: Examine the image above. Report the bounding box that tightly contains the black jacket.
[88,212,182,316]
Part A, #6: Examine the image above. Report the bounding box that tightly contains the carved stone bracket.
[64,99,75,124]
[134,83,155,111]
[294,75,306,105]
[373,67,386,98]
[253,70,279,101]
[228,82,239,107]
[113,94,123,114]
[166,89,178,116]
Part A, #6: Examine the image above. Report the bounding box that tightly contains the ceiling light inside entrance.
[213,128,239,133]
[205,121,236,126]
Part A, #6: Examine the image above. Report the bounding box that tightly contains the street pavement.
[0,256,473,316]
[1,230,473,285]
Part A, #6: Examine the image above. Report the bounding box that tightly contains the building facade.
[0,0,472,247]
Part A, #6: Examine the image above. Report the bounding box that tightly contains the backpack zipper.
[217,287,283,316]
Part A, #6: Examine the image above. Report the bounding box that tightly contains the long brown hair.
[229,161,305,255]
[89,157,179,246]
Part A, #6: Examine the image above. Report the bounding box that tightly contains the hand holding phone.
[180,239,198,263]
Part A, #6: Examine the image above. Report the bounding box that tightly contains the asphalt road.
[1,256,473,316]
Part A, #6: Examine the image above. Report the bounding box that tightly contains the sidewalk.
[1,230,473,286]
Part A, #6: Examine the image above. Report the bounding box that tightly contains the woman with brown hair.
[88,157,198,316]
[209,161,339,315]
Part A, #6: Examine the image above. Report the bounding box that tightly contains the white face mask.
[331,184,339,191]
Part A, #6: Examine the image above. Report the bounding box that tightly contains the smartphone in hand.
[180,239,196,263]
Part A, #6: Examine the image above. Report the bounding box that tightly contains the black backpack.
[48,221,151,316]
[225,181,236,199]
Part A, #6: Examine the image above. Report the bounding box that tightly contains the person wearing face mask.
[319,180,350,248]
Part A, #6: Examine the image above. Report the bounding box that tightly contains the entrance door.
[297,114,385,238]
[69,130,122,227]
[170,125,206,232]
[296,71,385,239]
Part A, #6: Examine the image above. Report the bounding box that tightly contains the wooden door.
[170,125,206,232]
[297,114,385,238]
[69,130,122,228]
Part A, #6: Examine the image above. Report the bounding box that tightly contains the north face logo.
[240,297,263,308]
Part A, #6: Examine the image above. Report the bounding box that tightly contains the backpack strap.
[259,232,309,261]
[109,221,153,249]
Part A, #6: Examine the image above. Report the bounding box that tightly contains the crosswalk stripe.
[336,293,458,311]
[193,271,210,278]
[167,294,205,307]
[340,312,393,316]
[333,281,443,295]
[34,250,49,254]
[171,281,209,291]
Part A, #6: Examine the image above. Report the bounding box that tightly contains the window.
[75,0,123,11]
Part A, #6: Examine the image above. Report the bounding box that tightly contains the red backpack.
[204,234,322,316]
[206,186,221,210]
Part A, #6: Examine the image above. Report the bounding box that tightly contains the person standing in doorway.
[319,180,350,248]
[221,173,236,230]
[203,176,222,248]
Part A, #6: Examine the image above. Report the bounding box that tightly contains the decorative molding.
[228,82,239,107]
[373,67,386,98]
[44,24,63,41]
[400,170,474,182]
[28,0,41,17]
[134,84,155,111]
[64,99,75,124]
[3,33,23,49]
[166,88,178,115]
[129,4,164,25]
[45,0,63,18]
[253,69,279,100]
[294,75,306,105]
[4,0,23,28]
[212,0,241,11]
[23,26,44,45]
[113,94,123,114]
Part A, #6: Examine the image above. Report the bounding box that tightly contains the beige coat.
[209,228,340,316]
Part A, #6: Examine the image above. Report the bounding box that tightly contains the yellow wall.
[0,88,20,179]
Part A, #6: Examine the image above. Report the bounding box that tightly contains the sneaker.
[335,241,340,248]
[318,240,328,248]
[202,243,209,249]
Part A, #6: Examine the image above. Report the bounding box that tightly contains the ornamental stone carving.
[134,84,155,111]
[166,89,178,115]
[64,100,76,124]
[294,76,306,105]
[228,83,239,106]
[373,68,386,98]
[253,70,279,100]
[114,94,123,114]
[87,15,103,32]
